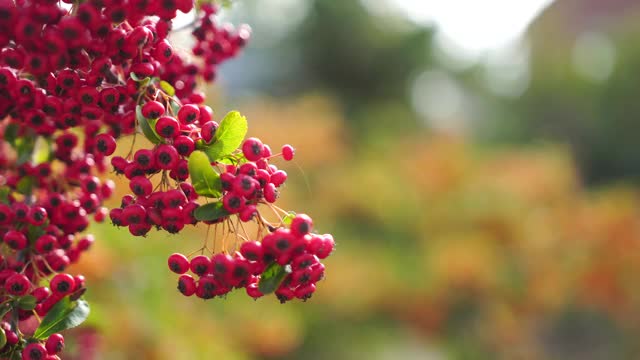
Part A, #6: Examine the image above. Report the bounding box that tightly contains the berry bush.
[0,1,334,358]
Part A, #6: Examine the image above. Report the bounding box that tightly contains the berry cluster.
[0,0,333,357]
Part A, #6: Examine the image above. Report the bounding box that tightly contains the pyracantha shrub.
[0,0,334,357]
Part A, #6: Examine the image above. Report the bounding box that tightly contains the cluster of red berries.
[0,0,332,357]
[169,213,334,303]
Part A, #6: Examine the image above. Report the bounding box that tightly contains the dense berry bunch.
[0,0,332,357]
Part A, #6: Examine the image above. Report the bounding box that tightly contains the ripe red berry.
[177,104,200,125]
[129,176,152,197]
[50,273,75,296]
[45,333,65,354]
[22,342,47,360]
[242,137,264,161]
[142,101,165,119]
[5,273,30,296]
[200,121,219,143]
[155,144,179,170]
[155,116,180,138]
[35,235,57,254]
[28,206,48,226]
[240,241,263,261]
[190,255,212,276]
[168,253,189,274]
[270,170,287,187]
[222,192,245,213]
[177,274,196,296]
[246,282,264,299]
[281,144,295,161]
[95,133,117,156]
[4,230,27,250]
[290,214,313,237]
[294,283,316,301]
[174,135,195,156]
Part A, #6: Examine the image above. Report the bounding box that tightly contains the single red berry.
[95,133,117,156]
[240,241,263,261]
[4,230,27,250]
[141,101,165,119]
[129,176,152,197]
[5,273,30,296]
[211,253,234,277]
[177,274,196,296]
[174,135,195,156]
[35,235,57,254]
[239,205,257,222]
[45,333,65,354]
[294,283,316,301]
[50,273,75,296]
[308,234,335,259]
[168,253,190,274]
[155,144,179,170]
[222,192,245,214]
[290,214,313,237]
[22,342,47,360]
[246,282,264,299]
[275,287,295,304]
[233,175,258,198]
[281,144,295,161]
[200,121,219,143]
[155,116,180,138]
[122,204,147,225]
[177,104,200,125]
[263,183,278,203]
[242,137,264,162]
[31,287,51,303]
[270,170,287,187]
[134,149,155,170]
[190,255,212,276]
[28,206,48,226]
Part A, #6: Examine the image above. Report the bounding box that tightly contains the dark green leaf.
[0,303,12,320]
[16,176,34,195]
[0,187,10,204]
[33,297,90,340]
[258,263,291,295]
[0,328,5,349]
[204,111,248,161]
[16,295,37,311]
[27,225,45,244]
[160,80,175,97]
[188,151,222,198]
[136,105,163,144]
[193,202,229,222]
[4,123,18,146]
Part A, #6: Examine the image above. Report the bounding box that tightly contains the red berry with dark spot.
[282,144,295,161]
[155,116,180,138]
[95,133,116,156]
[5,273,30,296]
[168,253,189,274]
[242,137,264,161]
[22,342,47,360]
[45,333,65,354]
[50,273,75,296]
[290,214,313,237]
[190,255,212,276]
[178,274,196,296]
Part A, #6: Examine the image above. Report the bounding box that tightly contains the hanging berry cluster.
[0,0,334,358]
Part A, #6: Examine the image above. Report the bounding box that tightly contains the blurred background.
[70,0,640,358]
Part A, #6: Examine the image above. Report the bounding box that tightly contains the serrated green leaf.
[258,263,290,295]
[136,105,163,144]
[33,297,90,340]
[188,151,222,198]
[16,295,37,311]
[160,80,175,97]
[193,202,229,222]
[204,111,248,162]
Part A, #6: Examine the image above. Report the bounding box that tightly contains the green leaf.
[136,105,163,144]
[0,302,12,320]
[33,297,90,340]
[0,187,10,204]
[187,151,222,198]
[15,136,35,165]
[27,225,45,243]
[0,328,6,349]
[16,295,37,311]
[193,202,229,222]
[204,111,248,162]
[16,176,34,195]
[159,80,175,97]
[282,211,296,226]
[32,137,51,164]
[258,263,291,295]
[129,72,150,86]
[4,123,18,146]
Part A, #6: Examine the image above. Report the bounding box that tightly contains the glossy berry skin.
[242,137,264,161]
[290,214,313,238]
[95,133,117,156]
[155,116,180,138]
[45,333,65,354]
[177,274,196,296]
[282,144,295,161]
[200,121,219,143]
[190,255,212,276]
[5,273,30,296]
[168,253,189,274]
[22,342,47,360]
[50,273,75,296]
[240,241,263,261]
[177,104,200,125]
[155,144,179,170]
[4,230,27,250]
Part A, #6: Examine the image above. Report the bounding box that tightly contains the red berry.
[22,342,47,360]
[50,273,75,296]
[174,135,195,156]
[129,176,152,196]
[282,144,295,161]
[5,273,30,296]
[246,282,263,299]
[168,253,189,274]
[177,104,200,125]
[155,144,179,170]
[240,241,263,261]
[155,116,180,138]
[200,121,219,143]
[4,230,27,250]
[242,137,264,161]
[270,170,287,187]
[190,255,212,276]
[35,235,57,254]
[142,101,165,119]
[294,283,316,301]
[95,133,117,156]
[177,274,196,296]
[290,214,313,237]
[45,333,65,354]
